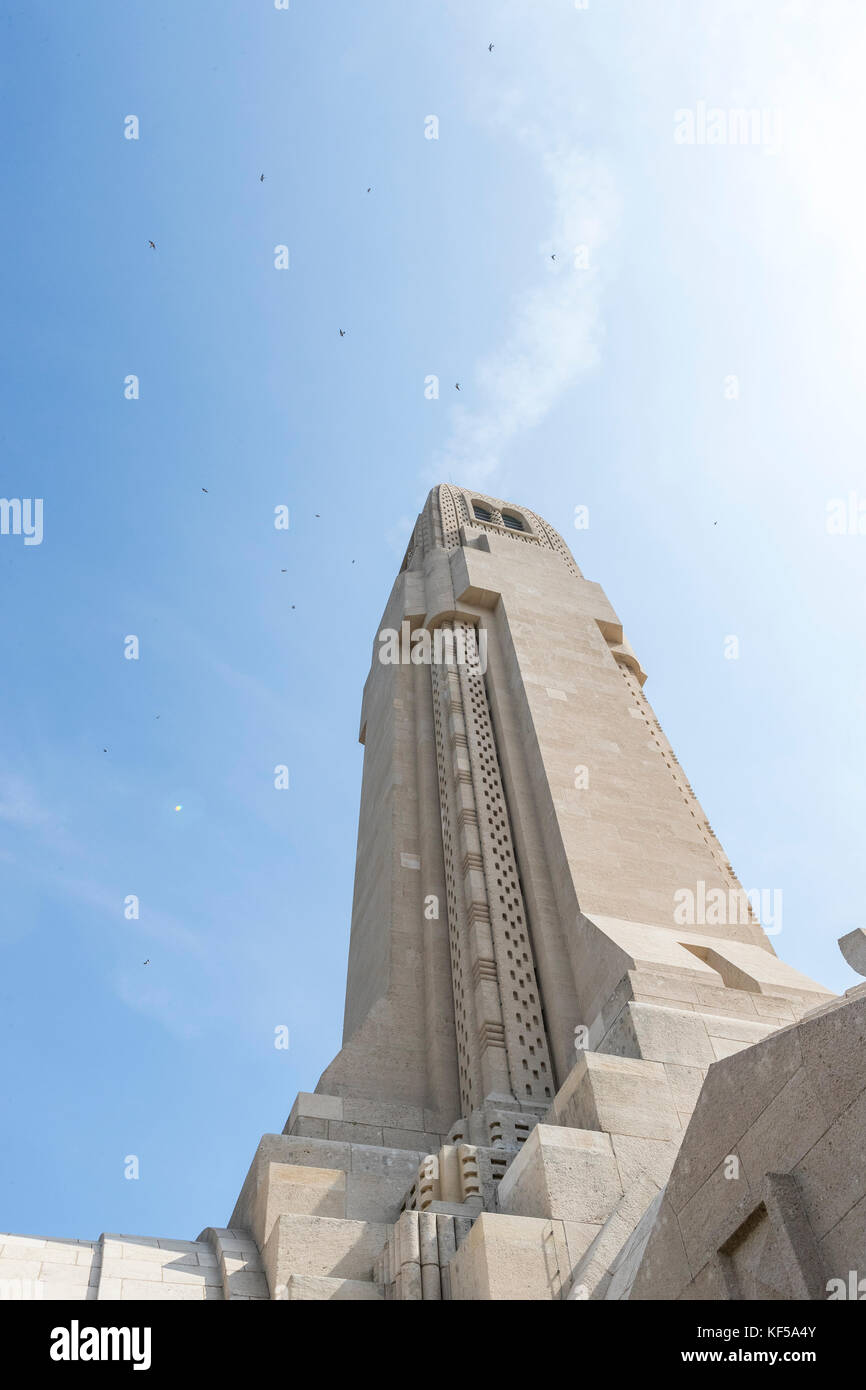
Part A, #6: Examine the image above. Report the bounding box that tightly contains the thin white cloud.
[432,2,620,486]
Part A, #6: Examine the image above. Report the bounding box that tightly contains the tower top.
[400,484,581,579]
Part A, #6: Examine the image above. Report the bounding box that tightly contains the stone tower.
[4,484,862,1303]
[234,484,841,1301]
[316,483,794,1132]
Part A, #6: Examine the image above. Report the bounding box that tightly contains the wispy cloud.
[433,2,620,486]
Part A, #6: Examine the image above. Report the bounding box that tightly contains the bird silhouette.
[367,187,372,193]
[201,487,208,493]
[143,959,150,966]
[488,43,494,52]
[455,382,461,390]
[281,569,287,573]
[148,240,156,249]
[260,173,265,182]
[339,329,346,337]
[551,254,556,261]
[103,748,107,753]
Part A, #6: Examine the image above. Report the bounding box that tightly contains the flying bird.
[551,254,556,261]
[260,173,265,182]
[455,382,461,391]
[143,959,150,966]
[367,187,372,193]
[339,329,346,337]
[281,569,287,573]
[148,240,156,249]
[201,487,208,493]
[488,43,494,52]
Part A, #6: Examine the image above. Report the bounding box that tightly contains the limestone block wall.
[285,1091,445,1154]
[231,1131,434,1246]
[0,1228,268,1301]
[0,1234,100,1301]
[449,1212,583,1300]
[626,986,866,1300]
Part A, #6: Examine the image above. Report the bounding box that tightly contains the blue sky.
[1,0,865,1241]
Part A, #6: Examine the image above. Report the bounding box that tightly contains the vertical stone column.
[414,658,460,1123]
[430,619,554,1114]
[432,627,509,1110]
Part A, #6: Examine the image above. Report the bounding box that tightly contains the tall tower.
[317,484,817,1119]
[3,485,844,1303]
[228,484,831,1300]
